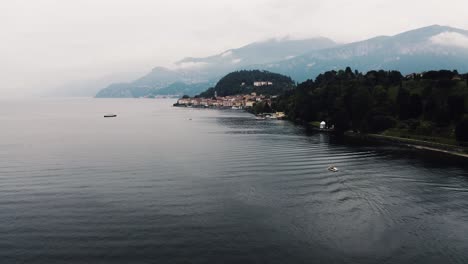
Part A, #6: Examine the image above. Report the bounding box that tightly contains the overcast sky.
[2,0,468,97]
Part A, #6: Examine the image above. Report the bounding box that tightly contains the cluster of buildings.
[175,92,275,110]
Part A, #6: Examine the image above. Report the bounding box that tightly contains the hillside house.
[253,81,273,87]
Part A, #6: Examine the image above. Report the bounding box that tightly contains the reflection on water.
[1,98,468,264]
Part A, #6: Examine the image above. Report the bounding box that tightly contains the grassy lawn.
[381,128,458,146]
[309,121,321,128]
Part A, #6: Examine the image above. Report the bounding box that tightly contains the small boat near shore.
[328,166,339,172]
[104,114,117,118]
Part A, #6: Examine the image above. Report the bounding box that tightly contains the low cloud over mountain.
[97,25,468,98]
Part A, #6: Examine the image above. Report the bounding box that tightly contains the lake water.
[1,98,468,264]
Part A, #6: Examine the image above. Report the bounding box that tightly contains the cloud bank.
[1,0,468,97]
[431,32,468,49]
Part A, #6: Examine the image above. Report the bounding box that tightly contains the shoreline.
[344,132,468,159]
[174,102,468,159]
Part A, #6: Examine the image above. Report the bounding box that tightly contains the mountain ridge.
[96,25,468,98]
[258,25,468,82]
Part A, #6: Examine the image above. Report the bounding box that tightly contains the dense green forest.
[272,68,468,144]
[199,70,295,98]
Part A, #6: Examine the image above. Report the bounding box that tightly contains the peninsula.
[177,68,468,156]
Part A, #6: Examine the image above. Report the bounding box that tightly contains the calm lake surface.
[1,98,468,264]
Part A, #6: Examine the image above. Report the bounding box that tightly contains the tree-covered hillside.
[273,68,468,144]
[199,70,295,97]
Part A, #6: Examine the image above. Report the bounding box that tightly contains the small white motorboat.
[328,166,339,172]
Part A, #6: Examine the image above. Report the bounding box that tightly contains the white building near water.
[253,81,273,87]
[320,121,326,129]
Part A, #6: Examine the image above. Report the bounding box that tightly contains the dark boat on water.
[104,114,117,118]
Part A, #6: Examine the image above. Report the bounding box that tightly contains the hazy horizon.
[2,0,468,97]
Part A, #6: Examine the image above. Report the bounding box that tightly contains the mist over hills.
[258,25,468,82]
[96,37,336,98]
[96,25,468,98]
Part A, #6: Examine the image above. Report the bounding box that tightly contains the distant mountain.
[95,83,134,98]
[95,37,336,98]
[199,70,295,98]
[96,67,182,98]
[174,37,337,77]
[258,25,468,82]
[96,25,468,98]
[151,82,213,97]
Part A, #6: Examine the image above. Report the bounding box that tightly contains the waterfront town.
[175,92,273,110]
[174,92,286,119]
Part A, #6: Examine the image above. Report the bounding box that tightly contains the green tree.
[408,94,423,119]
[396,87,411,120]
[447,95,465,121]
[333,110,351,134]
[253,101,273,114]
[455,116,468,142]
[351,87,372,131]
